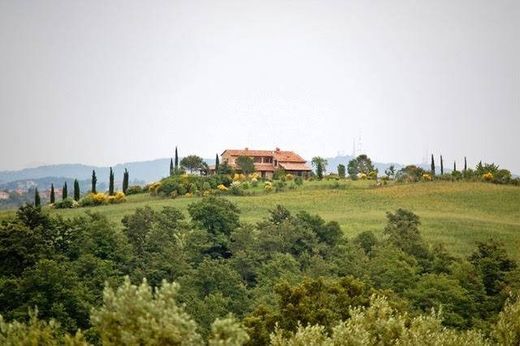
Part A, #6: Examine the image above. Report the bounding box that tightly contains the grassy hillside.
[2,180,519,259]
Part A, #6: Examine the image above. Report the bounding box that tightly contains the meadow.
[5,179,517,260]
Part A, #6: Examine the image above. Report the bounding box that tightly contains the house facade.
[219,147,312,179]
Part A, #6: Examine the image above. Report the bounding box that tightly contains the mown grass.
[1,180,519,259]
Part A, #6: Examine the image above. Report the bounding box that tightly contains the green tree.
[311,157,328,176]
[431,154,436,175]
[236,156,255,175]
[122,169,129,194]
[62,182,67,200]
[91,277,202,345]
[175,146,179,173]
[464,157,468,172]
[50,184,55,204]
[337,164,346,178]
[215,154,220,173]
[218,160,233,175]
[91,170,97,194]
[453,161,457,172]
[180,155,205,174]
[440,155,444,175]
[348,154,375,179]
[34,187,42,207]
[384,165,396,179]
[109,167,114,196]
[316,161,323,180]
[170,158,174,176]
[73,179,80,201]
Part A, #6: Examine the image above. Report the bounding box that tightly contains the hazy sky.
[1,0,519,173]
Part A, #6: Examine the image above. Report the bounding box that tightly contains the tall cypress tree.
[62,182,68,200]
[317,161,323,180]
[453,161,457,172]
[174,146,179,173]
[215,154,220,174]
[431,154,436,175]
[109,167,115,196]
[123,169,129,194]
[92,170,97,194]
[34,188,41,207]
[170,158,174,176]
[440,155,444,175]
[50,184,55,204]
[74,179,80,201]
[464,157,467,172]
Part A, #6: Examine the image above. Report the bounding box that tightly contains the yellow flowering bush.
[93,192,108,204]
[149,182,161,195]
[250,172,260,180]
[358,173,367,180]
[217,184,228,191]
[264,181,273,193]
[483,172,494,181]
[286,174,294,181]
[422,173,432,181]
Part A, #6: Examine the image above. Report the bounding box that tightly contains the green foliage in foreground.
[1,196,520,344]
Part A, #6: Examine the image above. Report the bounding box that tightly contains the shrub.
[275,180,286,192]
[483,172,494,181]
[79,192,108,207]
[285,174,294,181]
[54,197,75,209]
[422,173,432,181]
[125,185,143,195]
[217,184,228,192]
[264,181,273,193]
[294,176,304,186]
[230,182,243,196]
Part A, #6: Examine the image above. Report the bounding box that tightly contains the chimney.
[275,147,280,152]
[245,147,249,151]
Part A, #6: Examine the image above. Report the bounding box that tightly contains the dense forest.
[1,197,519,345]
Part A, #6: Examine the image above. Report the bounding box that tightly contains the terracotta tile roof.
[279,162,312,171]
[253,163,275,172]
[222,148,307,163]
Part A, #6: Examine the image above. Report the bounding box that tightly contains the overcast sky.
[0,0,518,173]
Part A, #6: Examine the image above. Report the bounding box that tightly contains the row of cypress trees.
[430,154,468,175]
[34,168,129,206]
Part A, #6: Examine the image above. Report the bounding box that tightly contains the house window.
[264,157,273,163]
[274,160,278,166]
[254,157,262,163]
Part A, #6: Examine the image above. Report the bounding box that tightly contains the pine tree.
[123,169,129,194]
[431,154,436,175]
[170,158,174,176]
[174,146,179,173]
[440,155,444,175]
[50,184,55,204]
[215,154,220,174]
[464,157,467,172]
[453,161,457,172]
[109,167,115,196]
[92,170,97,194]
[74,179,80,201]
[34,188,41,207]
[62,182,68,200]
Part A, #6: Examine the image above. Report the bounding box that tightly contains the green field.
[2,180,520,259]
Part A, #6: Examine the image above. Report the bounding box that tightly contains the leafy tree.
[122,169,129,195]
[348,154,375,179]
[34,188,41,207]
[337,164,346,178]
[431,154,436,175]
[109,167,114,196]
[236,156,255,175]
[440,155,444,175]
[62,182,67,200]
[218,160,233,175]
[50,184,55,204]
[316,161,323,180]
[91,277,202,345]
[215,154,220,173]
[181,155,205,174]
[354,231,378,256]
[384,165,396,179]
[73,179,80,201]
[311,157,328,175]
[91,170,97,194]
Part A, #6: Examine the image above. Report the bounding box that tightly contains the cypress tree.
[174,146,179,173]
[109,167,114,196]
[317,161,323,180]
[62,182,68,200]
[431,154,436,175]
[50,184,55,204]
[440,155,444,175]
[170,158,174,176]
[464,157,467,172]
[215,154,220,174]
[34,188,41,207]
[92,170,97,194]
[74,179,80,201]
[453,161,457,172]
[123,169,129,194]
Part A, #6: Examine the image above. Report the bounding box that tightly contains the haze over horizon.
[1,0,518,173]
